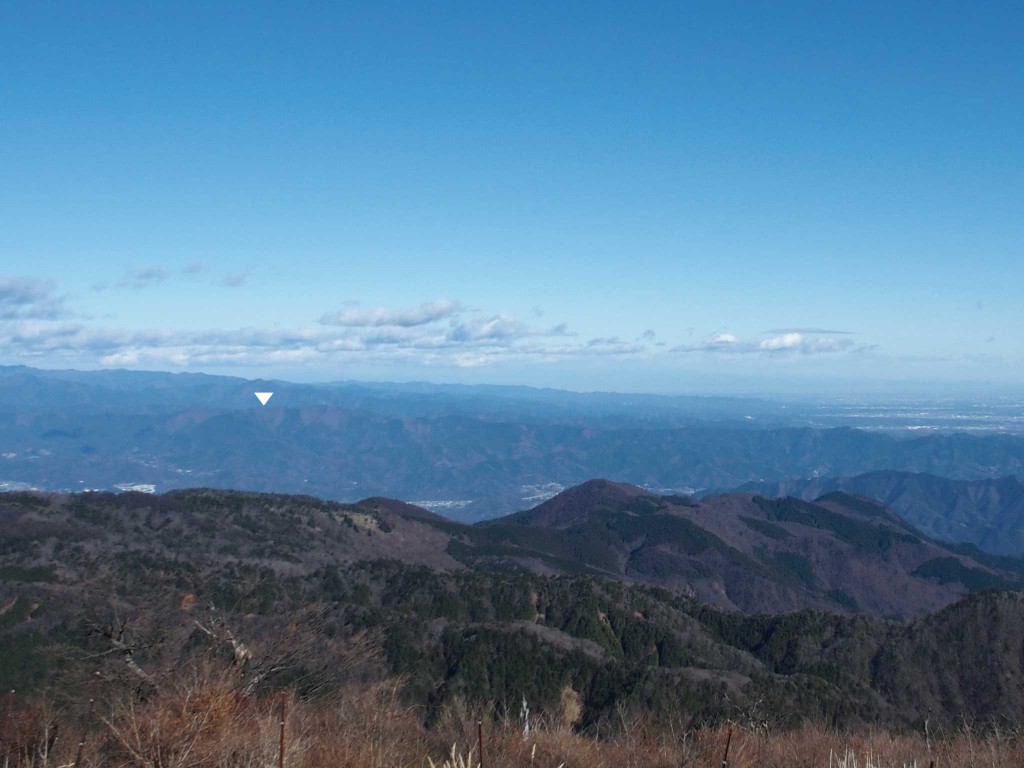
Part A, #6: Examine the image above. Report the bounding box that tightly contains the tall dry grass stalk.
[3,670,1024,768]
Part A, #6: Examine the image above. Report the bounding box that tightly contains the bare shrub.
[5,663,1024,768]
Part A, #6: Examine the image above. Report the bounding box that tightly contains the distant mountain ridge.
[734,471,1024,557]
[0,364,793,424]
[3,408,1024,520]
[3,364,1024,519]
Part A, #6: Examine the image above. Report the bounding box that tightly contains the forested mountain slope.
[3,486,1024,730]
[735,471,1024,557]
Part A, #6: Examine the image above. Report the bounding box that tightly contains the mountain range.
[2,366,1023,520]
[3,482,1024,730]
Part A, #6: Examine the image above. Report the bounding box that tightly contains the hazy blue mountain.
[0,365,791,426]
[731,471,1024,557]
[2,365,1024,519]
[5,364,1023,431]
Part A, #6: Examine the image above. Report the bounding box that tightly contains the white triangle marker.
[254,392,274,406]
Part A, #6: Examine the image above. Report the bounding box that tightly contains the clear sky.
[1,2,1021,394]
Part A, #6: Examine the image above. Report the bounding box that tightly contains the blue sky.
[1,2,1021,394]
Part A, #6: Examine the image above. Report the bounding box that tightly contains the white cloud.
[765,327,854,335]
[584,337,646,355]
[447,315,528,342]
[795,336,854,354]
[676,331,854,356]
[0,293,610,370]
[675,332,739,352]
[0,277,66,320]
[116,267,171,289]
[759,332,803,351]
[320,299,463,328]
[6,280,864,371]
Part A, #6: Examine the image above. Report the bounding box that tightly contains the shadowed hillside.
[469,480,1022,617]
[3,485,1024,734]
[734,471,1024,557]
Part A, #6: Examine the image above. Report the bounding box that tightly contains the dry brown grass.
[4,671,1024,768]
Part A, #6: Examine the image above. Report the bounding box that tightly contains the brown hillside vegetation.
[3,481,1020,620]
[483,479,1023,617]
[3,674,1024,768]
[4,486,1024,758]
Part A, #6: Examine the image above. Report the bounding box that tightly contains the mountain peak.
[506,479,652,528]
[569,478,648,497]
